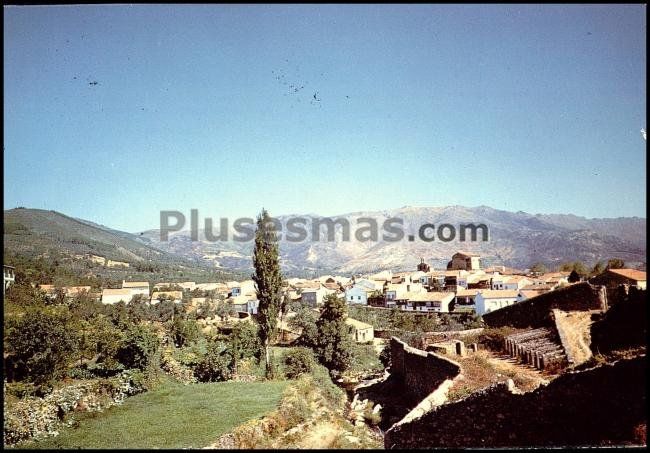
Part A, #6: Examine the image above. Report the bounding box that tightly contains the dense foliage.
[116,325,161,371]
[194,341,235,382]
[283,347,315,379]
[4,308,79,384]
[313,294,354,376]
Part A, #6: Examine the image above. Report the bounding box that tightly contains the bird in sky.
[641,128,646,141]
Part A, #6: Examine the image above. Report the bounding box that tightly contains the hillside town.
[11,251,645,320]
[4,3,646,450]
[4,246,647,448]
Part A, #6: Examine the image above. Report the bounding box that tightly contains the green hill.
[4,208,177,264]
[3,208,247,284]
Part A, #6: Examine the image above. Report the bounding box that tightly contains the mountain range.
[138,205,646,274]
[4,206,645,276]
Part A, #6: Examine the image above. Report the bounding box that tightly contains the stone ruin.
[504,328,567,372]
[426,339,467,357]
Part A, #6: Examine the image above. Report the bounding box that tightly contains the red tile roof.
[608,269,646,282]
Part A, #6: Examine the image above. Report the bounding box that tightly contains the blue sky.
[4,4,646,232]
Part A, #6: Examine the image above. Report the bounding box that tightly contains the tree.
[170,318,201,348]
[280,292,291,327]
[314,294,354,377]
[530,262,547,275]
[591,261,607,277]
[229,322,261,374]
[196,299,216,320]
[127,294,151,323]
[606,258,625,270]
[194,340,235,382]
[3,279,47,306]
[116,324,160,371]
[5,309,78,384]
[289,304,319,348]
[572,261,590,278]
[251,209,284,378]
[284,347,315,379]
[215,297,235,321]
[379,345,391,369]
[568,270,581,283]
[52,286,67,305]
[559,261,589,278]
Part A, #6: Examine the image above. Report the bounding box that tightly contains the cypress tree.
[315,293,353,377]
[252,208,284,378]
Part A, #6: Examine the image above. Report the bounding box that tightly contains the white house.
[122,281,150,297]
[455,288,481,311]
[229,295,249,313]
[355,278,381,291]
[239,280,257,294]
[421,272,446,289]
[490,274,533,290]
[195,282,229,294]
[517,287,553,302]
[345,285,375,305]
[3,265,15,295]
[403,291,455,313]
[247,298,259,315]
[102,288,134,305]
[369,270,392,282]
[301,285,337,307]
[474,290,519,316]
[345,317,374,342]
[385,281,425,302]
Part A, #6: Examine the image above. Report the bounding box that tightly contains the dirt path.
[485,351,550,390]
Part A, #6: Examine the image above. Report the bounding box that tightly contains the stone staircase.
[504,328,567,372]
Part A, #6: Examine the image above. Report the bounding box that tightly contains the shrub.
[4,382,40,399]
[284,348,315,379]
[170,318,202,348]
[4,309,78,384]
[348,342,383,374]
[478,326,520,351]
[362,401,382,426]
[194,341,235,382]
[116,324,161,371]
[230,321,262,364]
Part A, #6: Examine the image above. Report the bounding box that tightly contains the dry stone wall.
[389,337,461,402]
[385,356,645,448]
[482,282,607,329]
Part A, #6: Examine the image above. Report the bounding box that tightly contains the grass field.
[17,377,289,449]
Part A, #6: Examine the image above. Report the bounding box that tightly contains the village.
[13,251,646,320]
[4,247,646,448]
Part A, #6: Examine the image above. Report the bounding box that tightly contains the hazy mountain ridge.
[139,205,646,274]
[4,206,645,276]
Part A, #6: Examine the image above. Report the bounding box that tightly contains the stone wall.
[4,370,146,446]
[482,282,607,329]
[389,337,461,402]
[385,356,646,448]
[590,287,646,354]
